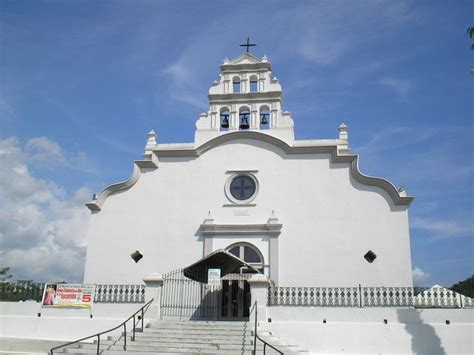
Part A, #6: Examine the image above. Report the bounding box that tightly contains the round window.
[230,175,256,201]
[225,173,259,204]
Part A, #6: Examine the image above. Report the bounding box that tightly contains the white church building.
[1,51,472,355]
[84,51,414,291]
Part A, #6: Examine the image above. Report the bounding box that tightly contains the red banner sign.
[42,283,95,308]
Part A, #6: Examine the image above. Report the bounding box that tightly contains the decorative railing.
[0,283,145,304]
[94,284,145,303]
[460,294,474,308]
[268,286,360,307]
[0,282,45,302]
[268,286,474,309]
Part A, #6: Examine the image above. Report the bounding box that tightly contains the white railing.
[94,284,145,303]
[268,286,473,308]
[268,286,360,307]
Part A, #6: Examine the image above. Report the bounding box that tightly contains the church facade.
[83,52,414,290]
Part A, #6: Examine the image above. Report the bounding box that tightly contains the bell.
[239,115,249,129]
[221,116,229,128]
[260,114,268,125]
[130,250,143,263]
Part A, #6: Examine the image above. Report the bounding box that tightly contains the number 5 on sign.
[82,294,92,303]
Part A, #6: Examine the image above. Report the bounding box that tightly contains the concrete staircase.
[55,320,308,354]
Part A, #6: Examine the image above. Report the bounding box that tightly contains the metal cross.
[240,37,256,52]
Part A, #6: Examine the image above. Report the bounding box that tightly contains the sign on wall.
[207,269,221,286]
[41,283,95,308]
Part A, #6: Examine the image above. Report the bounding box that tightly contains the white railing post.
[142,273,163,319]
[248,274,270,322]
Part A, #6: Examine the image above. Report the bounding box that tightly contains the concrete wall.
[264,307,474,355]
[0,301,143,342]
[84,139,412,287]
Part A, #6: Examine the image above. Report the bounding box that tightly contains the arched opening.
[239,106,250,130]
[232,76,241,93]
[219,107,230,131]
[259,105,270,129]
[223,241,263,318]
[249,75,258,92]
[226,242,264,273]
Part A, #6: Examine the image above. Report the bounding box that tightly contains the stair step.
[141,328,252,336]
[94,338,254,346]
[149,321,248,326]
[134,333,252,340]
[80,342,256,350]
[62,343,286,354]
[135,334,253,341]
[108,334,252,342]
[147,324,250,331]
[56,320,303,354]
[78,340,273,349]
[66,346,257,353]
[65,350,255,354]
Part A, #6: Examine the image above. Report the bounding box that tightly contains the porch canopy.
[183,249,260,283]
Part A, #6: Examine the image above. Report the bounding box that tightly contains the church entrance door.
[160,268,251,320]
[220,276,251,319]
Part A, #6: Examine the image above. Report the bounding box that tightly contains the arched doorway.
[221,242,263,318]
[226,242,264,272]
[161,248,263,320]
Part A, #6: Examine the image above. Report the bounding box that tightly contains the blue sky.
[1,0,472,286]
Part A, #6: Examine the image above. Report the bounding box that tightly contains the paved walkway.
[0,337,65,355]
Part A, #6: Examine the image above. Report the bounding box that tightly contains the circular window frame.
[225,173,259,205]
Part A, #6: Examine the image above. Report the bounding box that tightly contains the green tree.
[451,275,474,298]
[0,267,13,282]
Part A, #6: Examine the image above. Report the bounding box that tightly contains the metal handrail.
[49,298,154,354]
[250,301,284,354]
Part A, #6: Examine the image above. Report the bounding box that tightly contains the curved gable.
[86,131,413,212]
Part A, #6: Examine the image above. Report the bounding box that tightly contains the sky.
[0,0,472,286]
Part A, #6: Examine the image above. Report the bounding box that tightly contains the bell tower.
[194,51,295,145]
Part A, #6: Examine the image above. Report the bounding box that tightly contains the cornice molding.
[155,131,414,207]
[220,62,272,72]
[348,156,414,206]
[200,223,283,236]
[87,131,413,212]
[208,91,282,103]
[85,157,158,212]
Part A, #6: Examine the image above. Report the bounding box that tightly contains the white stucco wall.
[0,302,143,341]
[2,302,471,355]
[84,138,412,287]
[264,307,473,355]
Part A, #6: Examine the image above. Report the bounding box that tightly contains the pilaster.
[248,273,271,323]
[142,273,164,319]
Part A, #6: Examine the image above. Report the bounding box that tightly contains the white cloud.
[355,125,474,187]
[161,56,210,110]
[162,61,192,84]
[0,136,91,282]
[356,126,412,155]
[96,135,138,155]
[410,217,473,240]
[280,0,415,65]
[160,0,416,108]
[0,94,15,121]
[378,77,414,98]
[412,267,431,285]
[25,136,67,166]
